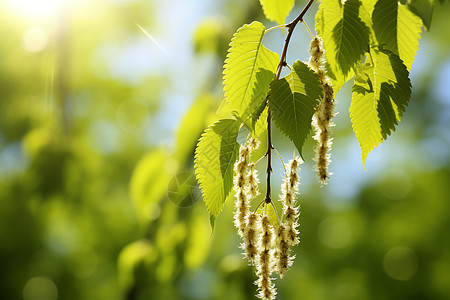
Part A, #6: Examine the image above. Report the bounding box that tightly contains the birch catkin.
[275,157,301,277]
[233,143,251,237]
[255,215,276,300]
[232,140,303,299]
[309,36,335,185]
[233,138,261,264]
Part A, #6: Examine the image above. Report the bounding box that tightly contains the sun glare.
[5,0,67,20]
[23,27,49,52]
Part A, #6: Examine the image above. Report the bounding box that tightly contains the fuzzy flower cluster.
[233,150,302,300]
[309,36,335,185]
[275,157,301,278]
[233,138,261,264]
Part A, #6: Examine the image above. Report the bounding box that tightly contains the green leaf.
[269,60,322,157]
[316,0,369,87]
[253,105,269,138]
[256,203,279,226]
[407,0,434,30]
[372,0,423,70]
[359,0,377,44]
[130,150,172,224]
[194,119,240,227]
[118,239,157,289]
[223,22,280,125]
[350,48,411,166]
[259,0,295,25]
[175,95,214,166]
[243,99,268,139]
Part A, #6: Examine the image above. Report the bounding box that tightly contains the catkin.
[275,157,302,277]
[274,224,292,278]
[309,36,335,185]
[255,215,276,300]
[248,162,260,199]
[243,212,261,265]
[233,144,251,237]
[233,138,262,263]
[233,139,304,299]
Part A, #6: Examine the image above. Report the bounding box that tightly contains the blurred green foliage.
[0,0,449,300]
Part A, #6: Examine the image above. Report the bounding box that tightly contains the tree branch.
[264,0,315,204]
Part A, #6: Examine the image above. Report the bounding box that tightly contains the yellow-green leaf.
[223,22,279,125]
[194,119,240,226]
[407,0,434,30]
[316,0,369,88]
[350,48,411,166]
[259,0,295,25]
[130,150,173,224]
[372,0,423,70]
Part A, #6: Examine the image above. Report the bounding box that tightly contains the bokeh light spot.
[318,216,352,249]
[383,246,418,280]
[379,169,412,200]
[68,245,99,279]
[23,276,58,300]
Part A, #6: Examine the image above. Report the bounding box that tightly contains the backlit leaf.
[407,0,434,30]
[316,0,369,88]
[372,0,423,70]
[350,48,411,166]
[259,0,295,25]
[223,22,279,126]
[256,203,279,227]
[194,119,240,227]
[269,60,322,157]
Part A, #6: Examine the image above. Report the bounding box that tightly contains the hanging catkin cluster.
[308,36,335,185]
[233,147,302,300]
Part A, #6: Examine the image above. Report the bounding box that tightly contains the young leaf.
[259,0,295,25]
[269,60,322,157]
[256,203,279,226]
[350,48,411,166]
[223,22,279,126]
[194,119,240,227]
[372,0,423,70]
[316,0,369,88]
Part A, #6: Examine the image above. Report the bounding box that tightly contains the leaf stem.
[265,24,288,33]
[264,0,316,205]
[273,147,287,176]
